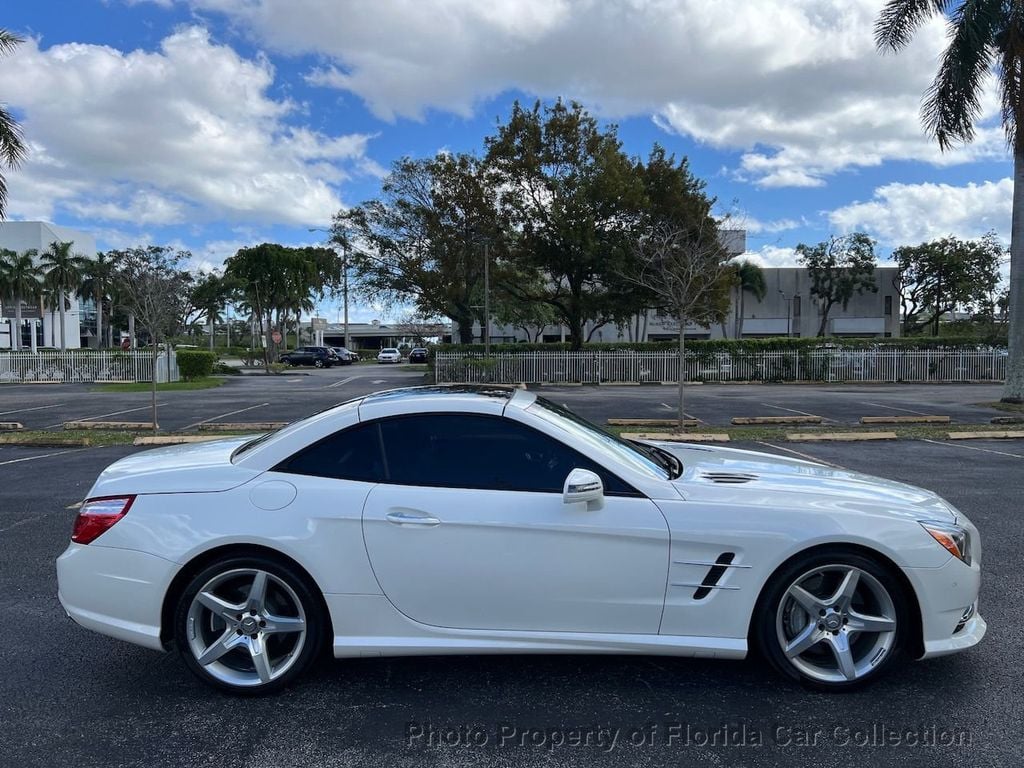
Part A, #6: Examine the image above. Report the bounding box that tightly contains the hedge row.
[431,335,1008,357]
[176,349,216,381]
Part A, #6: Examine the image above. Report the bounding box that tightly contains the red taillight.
[71,495,135,544]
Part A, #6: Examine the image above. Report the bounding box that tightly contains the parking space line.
[920,438,1024,459]
[659,403,698,420]
[861,401,931,416]
[754,441,843,468]
[46,404,166,429]
[181,402,270,431]
[324,375,360,389]
[0,449,83,467]
[0,403,66,416]
[760,402,822,418]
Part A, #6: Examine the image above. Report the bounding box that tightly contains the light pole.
[310,227,349,351]
[780,290,792,338]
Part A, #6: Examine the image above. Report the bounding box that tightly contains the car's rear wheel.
[755,550,909,691]
[174,556,324,695]
[314,359,324,368]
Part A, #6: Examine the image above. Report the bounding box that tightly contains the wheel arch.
[159,543,334,650]
[747,542,925,660]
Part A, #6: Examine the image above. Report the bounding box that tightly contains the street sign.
[271,330,283,344]
[311,317,327,331]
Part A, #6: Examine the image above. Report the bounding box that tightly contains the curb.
[786,432,897,442]
[0,436,91,447]
[0,422,25,431]
[64,421,157,430]
[608,418,700,428]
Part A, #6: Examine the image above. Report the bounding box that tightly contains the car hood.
[87,436,262,497]
[648,441,958,523]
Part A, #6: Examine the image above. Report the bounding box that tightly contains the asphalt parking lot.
[0,388,1020,766]
[0,365,1010,431]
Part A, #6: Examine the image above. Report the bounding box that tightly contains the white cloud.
[738,245,799,268]
[160,0,1008,187]
[1,27,374,226]
[829,179,1012,245]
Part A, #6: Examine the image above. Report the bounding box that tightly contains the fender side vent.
[693,552,736,600]
[701,472,759,484]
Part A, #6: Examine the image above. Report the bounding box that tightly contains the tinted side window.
[377,414,637,495]
[276,422,385,482]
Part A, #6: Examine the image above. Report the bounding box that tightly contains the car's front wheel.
[755,550,909,691]
[174,555,325,695]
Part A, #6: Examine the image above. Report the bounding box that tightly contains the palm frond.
[998,3,1024,150]
[875,0,952,52]
[921,0,1003,149]
[0,30,24,57]
[0,105,28,167]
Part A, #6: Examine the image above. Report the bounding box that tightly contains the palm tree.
[0,248,42,350]
[80,251,118,348]
[40,240,86,350]
[733,260,767,338]
[876,2,1024,401]
[0,30,27,220]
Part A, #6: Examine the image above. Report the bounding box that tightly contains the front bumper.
[903,556,986,659]
[57,543,179,651]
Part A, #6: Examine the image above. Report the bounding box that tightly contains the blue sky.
[0,1,1014,321]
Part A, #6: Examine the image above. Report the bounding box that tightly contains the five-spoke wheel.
[174,556,323,694]
[756,550,907,690]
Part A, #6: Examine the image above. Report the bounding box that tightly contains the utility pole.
[342,238,350,351]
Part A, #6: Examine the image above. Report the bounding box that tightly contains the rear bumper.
[56,543,178,651]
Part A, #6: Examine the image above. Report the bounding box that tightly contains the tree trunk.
[738,290,746,339]
[58,290,67,350]
[150,340,158,434]
[817,303,831,337]
[128,313,136,348]
[263,311,272,373]
[677,321,686,434]
[95,290,103,350]
[1002,147,1024,402]
[209,319,215,351]
[13,299,22,352]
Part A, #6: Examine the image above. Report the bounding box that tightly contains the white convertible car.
[57,386,985,694]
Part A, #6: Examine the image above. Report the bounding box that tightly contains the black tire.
[753,548,911,692]
[314,359,324,368]
[173,554,326,695]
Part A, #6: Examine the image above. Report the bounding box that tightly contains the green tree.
[336,153,503,344]
[876,1,1024,400]
[80,251,119,348]
[0,30,27,220]
[0,247,42,350]
[796,233,878,337]
[893,233,1004,335]
[732,259,767,338]
[485,100,646,349]
[114,246,192,431]
[40,240,86,350]
[621,218,733,429]
[189,272,233,350]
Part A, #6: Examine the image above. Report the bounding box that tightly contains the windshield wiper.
[628,439,681,479]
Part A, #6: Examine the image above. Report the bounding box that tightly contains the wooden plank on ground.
[0,422,24,431]
[787,432,897,442]
[134,435,227,446]
[621,432,730,443]
[198,422,288,431]
[731,415,821,425]
[607,418,699,427]
[860,415,949,424]
[948,431,1024,440]
[64,421,156,430]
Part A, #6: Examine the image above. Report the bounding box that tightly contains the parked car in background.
[407,347,429,364]
[330,347,356,365]
[377,348,401,364]
[279,346,338,368]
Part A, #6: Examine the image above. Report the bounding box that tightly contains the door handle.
[385,510,441,527]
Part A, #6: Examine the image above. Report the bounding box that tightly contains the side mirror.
[563,468,604,510]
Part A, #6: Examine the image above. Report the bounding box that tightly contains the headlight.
[920,521,972,565]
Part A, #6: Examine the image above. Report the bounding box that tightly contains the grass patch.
[979,401,1024,413]
[90,376,228,393]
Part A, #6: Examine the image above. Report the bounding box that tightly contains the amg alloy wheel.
[174,557,323,694]
[756,551,908,690]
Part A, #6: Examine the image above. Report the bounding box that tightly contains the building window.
[884,296,893,316]
[792,295,801,318]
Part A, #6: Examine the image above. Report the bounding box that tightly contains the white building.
[0,221,95,350]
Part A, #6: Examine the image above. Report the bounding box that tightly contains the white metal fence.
[434,348,1009,385]
[0,350,179,383]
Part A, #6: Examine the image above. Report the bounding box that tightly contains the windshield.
[528,397,675,480]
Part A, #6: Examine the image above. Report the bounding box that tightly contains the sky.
[0,0,1014,322]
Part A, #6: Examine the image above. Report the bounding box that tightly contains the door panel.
[362,484,670,633]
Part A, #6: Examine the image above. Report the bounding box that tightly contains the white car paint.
[57,386,985,685]
[376,348,401,363]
